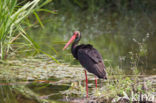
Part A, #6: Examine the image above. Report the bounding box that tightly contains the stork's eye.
[76,36,78,40]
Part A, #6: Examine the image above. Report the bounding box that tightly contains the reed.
[0,0,41,60]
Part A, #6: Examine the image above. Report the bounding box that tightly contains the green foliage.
[0,0,59,63]
[0,0,40,59]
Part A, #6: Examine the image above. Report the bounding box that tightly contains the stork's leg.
[84,70,88,98]
[95,76,97,88]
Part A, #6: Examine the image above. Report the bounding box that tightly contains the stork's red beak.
[63,34,77,50]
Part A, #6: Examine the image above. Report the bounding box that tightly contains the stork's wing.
[77,45,107,79]
[78,45,103,63]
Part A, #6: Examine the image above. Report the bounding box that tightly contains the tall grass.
[0,0,59,63]
[0,0,41,60]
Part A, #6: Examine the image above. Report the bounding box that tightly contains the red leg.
[95,76,97,88]
[84,70,88,98]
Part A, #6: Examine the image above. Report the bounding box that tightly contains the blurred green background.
[25,0,156,74]
[1,0,156,73]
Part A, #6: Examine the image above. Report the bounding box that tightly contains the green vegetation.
[0,0,155,103]
[0,0,40,60]
[0,0,58,62]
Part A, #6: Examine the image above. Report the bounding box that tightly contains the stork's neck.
[72,34,81,50]
[71,41,78,49]
[71,39,79,51]
[71,37,80,59]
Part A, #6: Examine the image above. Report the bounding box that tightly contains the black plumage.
[72,44,107,79]
[70,32,107,79]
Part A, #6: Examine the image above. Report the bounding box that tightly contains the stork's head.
[63,31,81,50]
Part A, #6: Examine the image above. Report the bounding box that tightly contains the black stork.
[63,31,107,97]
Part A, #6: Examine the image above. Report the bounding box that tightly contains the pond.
[0,55,155,103]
